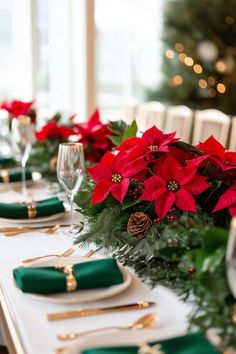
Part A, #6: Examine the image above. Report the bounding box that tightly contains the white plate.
[14,257,132,303]
[0,211,65,224]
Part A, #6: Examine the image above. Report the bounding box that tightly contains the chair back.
[165,105,193,142]
[135,101,165,135]
[192,109,230,146]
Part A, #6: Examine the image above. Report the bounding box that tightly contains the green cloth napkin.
[81,333,220,354]
[0,157,15,167]
[13,258,124,294]
[0,196,64,219]
[0,168,32,183]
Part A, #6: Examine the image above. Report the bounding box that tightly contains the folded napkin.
[13,258,124,294]
[0,157,15,167]
[0,168,32,183]
[0,196,64,219]
[81,333,220,354]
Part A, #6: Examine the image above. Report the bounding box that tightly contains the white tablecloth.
[0,184,191,354]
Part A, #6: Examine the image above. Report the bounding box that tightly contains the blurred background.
[0,0,236,121]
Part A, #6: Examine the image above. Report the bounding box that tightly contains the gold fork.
[21,248,95,264]
[21,247,75,264]
[4,225,60,237]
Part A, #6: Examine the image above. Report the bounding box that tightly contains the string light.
[208,76,216,85]
[184,57,194,66]
[208,89,216,97]
[175,43,184,52]
[226,16,234,25]
[178,53,187,62]
[172,75,184,86]
[199,79,207,89]
[216,60,227,73]
[193,64,202,74]
[165,49,175,59]
[217,83,226,93]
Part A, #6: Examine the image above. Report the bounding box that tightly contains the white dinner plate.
[0,211,66,224]
[14,257,132,304]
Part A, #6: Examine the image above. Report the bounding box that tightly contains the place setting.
[0,134,85,237]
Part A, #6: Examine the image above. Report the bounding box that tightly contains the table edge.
[0,285,26,354]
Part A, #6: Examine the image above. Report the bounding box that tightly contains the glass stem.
[69,193,74,230]
[21,159,27,198]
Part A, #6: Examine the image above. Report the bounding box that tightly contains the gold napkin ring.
[138,342,163,354]
[0,170,9,183]
[56,265,77,292]
[26,201,37,218]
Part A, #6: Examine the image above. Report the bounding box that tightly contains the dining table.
[0,178,192,354]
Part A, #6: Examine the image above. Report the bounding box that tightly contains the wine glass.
[57,143,85,234]
[11,116,35,196]
[226,217,236,298]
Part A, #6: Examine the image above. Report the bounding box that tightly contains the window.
[95,0,163,120]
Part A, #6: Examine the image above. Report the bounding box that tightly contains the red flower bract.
[197,135,236,171]
[88,151,147,204]
[212,181,236,217]
[35,121,74,141]
[1,100,33,118]
[118,126,178,160]
[73,109,114,163]
[140,156,209,220]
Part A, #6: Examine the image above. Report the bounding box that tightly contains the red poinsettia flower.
[88,151,147,204]
[35,121,74,141]
[140,156,209,220]
[212,181,236,217]
[1,100,34,118]
[118,126,178,160]
[73,109,114,163]
[197,136,236,171]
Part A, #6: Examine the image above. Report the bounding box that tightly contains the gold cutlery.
[48,301,155,321]
[57,313,156,340]
[21,248,94,264]
[21,246,75,263]
[3,224,60,236]
[55,347,71,354]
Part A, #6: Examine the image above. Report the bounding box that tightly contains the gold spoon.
[4,225,60,236]
[57,313,156,341]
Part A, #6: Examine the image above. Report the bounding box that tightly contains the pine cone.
[127,212,152,239]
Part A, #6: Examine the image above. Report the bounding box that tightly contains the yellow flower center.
[167,180,179,192]
[148,145,159,151]
[112,173,122,183]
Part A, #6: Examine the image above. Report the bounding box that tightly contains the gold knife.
[47,301,155,321]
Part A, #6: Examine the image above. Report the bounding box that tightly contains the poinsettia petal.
[100,151,115,170]
[111,178,130,202]
[118,137,143,151]
[175,189,196,212]
[212,190,236,213]
[87,163,112,182]
[88,109,100,128]
[154,191,175,220]
[197,135,225,158]
[140,176,166,201]
[184,175,209,195]
[142,126,165,145]
[160,156,181,181]
[91,180,112,204]
[122,158,147,178]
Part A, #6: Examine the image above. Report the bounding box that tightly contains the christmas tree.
[149,0,236,115]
